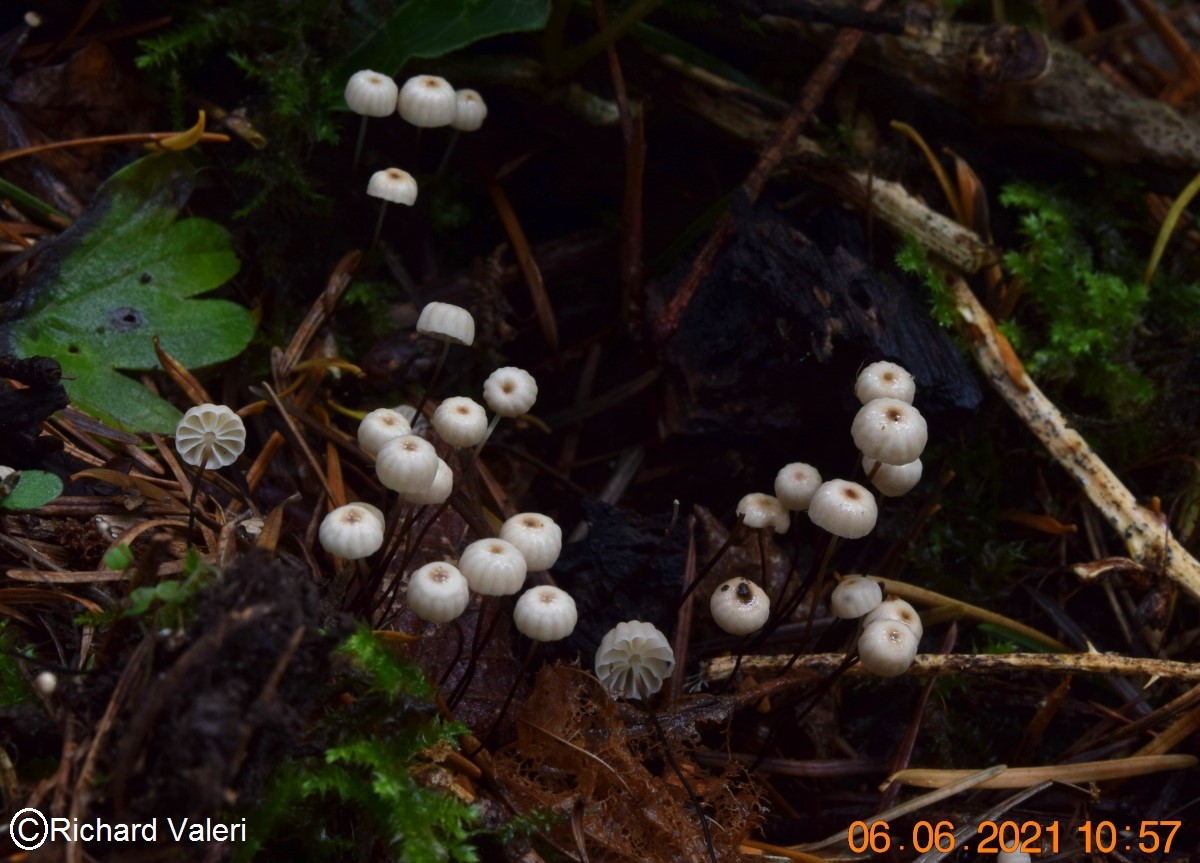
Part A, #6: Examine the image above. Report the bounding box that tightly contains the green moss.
[0,620,35,708]
[243,628,479,863]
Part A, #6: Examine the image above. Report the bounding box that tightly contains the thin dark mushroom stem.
[644,693,720,863]
[413,341,450,423]
[184,442,211,547]
[471,639,539,756]
[676,520,744,610]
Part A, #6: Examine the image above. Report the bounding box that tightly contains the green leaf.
[1,154,250,433]
[337,0,551,82]
[0,470,63,510]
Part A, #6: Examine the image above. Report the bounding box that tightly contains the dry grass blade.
[484,167,559,355]
[278,250,361,377]
[887,754,1196,789]
[889,120,964,224]
[871,575,1069,650]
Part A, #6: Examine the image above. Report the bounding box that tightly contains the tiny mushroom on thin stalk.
[855,360,916,405]
[808,479,878,540]
[857,618,919,676]
[435,88,488,174]
[863,596,924,640]
[344,69,399,171]
[594,621,676,699]
[710,577,771,636]
[402,458,453,506]
[357,407,411,456]
[366,167,417,249]
[829,575,883,619]
[851,397,928,467]
[375,434,439,494]
[175,404,246,469]
[175,403,247,539]
[406,561,470,623]
[433,396,488,448]
[862,456,924,497]
[512,585,577,642]
[500,512,563,572]
[319,503,385,560]
[458,537,527,596]
[34,670,57,696]
[478,366,538,451]
[736,493,790,534]
[397,75,457,127]
[413,301,476,420]
[774,462,822,512]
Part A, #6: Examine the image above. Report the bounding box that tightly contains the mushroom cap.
[433,396,488,448]
[406,561,469,623]
[855,361,916,405]
[996,853,1032,863]
[595,620,675,699]
[458,537,527,596]
[375,434,438,493]
[403,457,454,506]
[863,597,924,640]
[452,88,488,131]
[416,301,474,346]
[808,479,878,539]
[499,512,563,571]
[319,503,385,559]
[851,398,928,466]
[863,456,923,497]
[358,407,412,456]
[367,168,417,205]
[774,462,822,511]
[710,578,771,636]
[736,492,790,533]
[34,670,57,696]
[857,619,918,676]
[345,69,399,117]
[397,74,457,127]
[513,585,577,641]
[830,575,883,619]
[482,366,537,417]
[175,404,246,469]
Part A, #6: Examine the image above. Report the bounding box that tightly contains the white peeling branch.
[947,276,1200,601]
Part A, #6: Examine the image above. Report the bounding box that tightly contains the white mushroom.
[406,561,469,623]
[595,620,675,699]
[375,434,438,494]
[345,70,399,118]
[857,619,918,676]
[397,75,457,127]
[403,458,454,506]
[863,456,923,497]
[357,407,412,456]
[513,585,577,641]
[710,578,771,635]
[319,503,385,559]
[863,597,924,640]
[175,404,246,469]
[736,493,790,534]
[855,361,916,405]
[808,479,878,539]
[830,575,883,619]
[851,398,928,466]
[451,89,488,132]
[500,512,563,571]
[774,462,822,511]
[458,538,527,596]
[416,301,475,347]
[482,366,538,417]
[433,396,488,448]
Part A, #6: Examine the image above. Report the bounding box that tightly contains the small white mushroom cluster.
[347,70,488,210]
[402,510,571,635]
[830,575,922,677]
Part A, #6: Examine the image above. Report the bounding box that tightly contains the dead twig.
[946,276,1200,600]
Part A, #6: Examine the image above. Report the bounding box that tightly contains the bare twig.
[946,276,1200,600]
[702,651,1200,682]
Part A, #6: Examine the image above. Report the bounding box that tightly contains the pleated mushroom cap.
[319,503,385,559]
[416,301,474,346]
[857,619,918,676]
[406,562,469,623]
[175,404,246,469]
[458,538,527,596]
[500,512,562,571]
[345,70,398,117]
[367,168,418,205]
[736,492,790,533]
[830,575,883,619]
[358,407,412,456]
[595,620,675,699]
[851,398,928,466]
[774,462,822,511]
[397,75,457,127]
[855,361,916,404]
[513,585,577,641]
[808,479,878,539]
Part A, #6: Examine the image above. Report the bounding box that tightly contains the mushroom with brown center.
[397,75,457,127]
[863,596,924,640]
[851,397,928,467]
[774,462,822,511]
[433,396,488,448]
[500,512,562,571]
[857,618,918,676]
[830,575,883,619]
[357,407,411,456]
[375,434,438,494]
[855,360,916,404]
[344,69,399,171]
[736,492,790,534]
[808,479,878,539]
[512,585,577,641]
[406,561,469,623]
[366,167,417,249]
[319,503,385,559]
[458,537,527,596]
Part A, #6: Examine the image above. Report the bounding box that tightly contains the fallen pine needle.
[885,754,1196,789]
